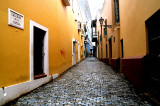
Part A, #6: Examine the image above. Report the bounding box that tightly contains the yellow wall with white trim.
[0,0,84,88]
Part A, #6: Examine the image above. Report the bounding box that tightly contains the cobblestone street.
[8,57,151,106]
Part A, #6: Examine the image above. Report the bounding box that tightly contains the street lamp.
[99,17,104,40]
[99,17,104,43]
[99,17,104,26]
[99,17,104,59]
[99,17,112,29]
[99,17,112,59]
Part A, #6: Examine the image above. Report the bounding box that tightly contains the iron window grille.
[114,0,120,23]
[104,27,107,36]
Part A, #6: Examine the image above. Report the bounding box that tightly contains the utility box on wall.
[63,0,70,6]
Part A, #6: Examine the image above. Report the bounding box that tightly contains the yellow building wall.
[103,37,107,58]
[0,0,84,88]
[112,28,120,58]
[119,0,160,58]
[110,0,120,59]
[98,0,113,59]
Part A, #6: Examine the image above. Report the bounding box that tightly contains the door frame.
[78,42,80,62]
[109,37,112,58]
[121,39,124,58]
[72,39,77,66]
[106,44,108,58]
[30,20,49,81]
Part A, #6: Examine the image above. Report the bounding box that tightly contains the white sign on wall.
[8,8,24,29]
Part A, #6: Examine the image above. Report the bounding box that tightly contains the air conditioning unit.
[63,0,70,6]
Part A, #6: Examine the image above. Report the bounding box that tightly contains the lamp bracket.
[103,25,112,28]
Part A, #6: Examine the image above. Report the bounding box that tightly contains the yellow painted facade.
[97,0,160,64]
[119,0,160,58]
[97,0,113,59]
[110,0,120,59]
[97,0,120,64]
[97,0,160,71]
[0,0,84,88]
[112,28,120,58]
[94,0,160,98]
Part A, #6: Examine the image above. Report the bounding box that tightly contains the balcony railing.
[92,32,98,42]
[81,29,84,35]
[92,32,98,37]
[104,27,107,37]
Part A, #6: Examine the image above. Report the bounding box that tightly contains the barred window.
[114,0,120,23]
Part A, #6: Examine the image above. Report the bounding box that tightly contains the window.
[114,0,120,23]
[104,27,107,36]
[78,21,81,30]
[97,40,99,46]
[100,35,102,42]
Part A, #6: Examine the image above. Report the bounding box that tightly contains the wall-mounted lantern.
[62,0,70,6]
[99,17,112,37]
[99,17,112,29]
[73,39,77,43]
[99,17,104,26]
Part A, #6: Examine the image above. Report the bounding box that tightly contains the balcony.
[81,29,84,36]
[84,39,88,44]
[91,19,97,28]
[92,32,97,42]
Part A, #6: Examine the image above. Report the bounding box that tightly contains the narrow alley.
[0,0,160,105]
[8,57,151,105]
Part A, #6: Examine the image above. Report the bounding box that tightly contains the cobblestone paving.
[8,57,151,106]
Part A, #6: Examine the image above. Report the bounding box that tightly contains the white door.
[78,43,80,62]
[72,43,76,65]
